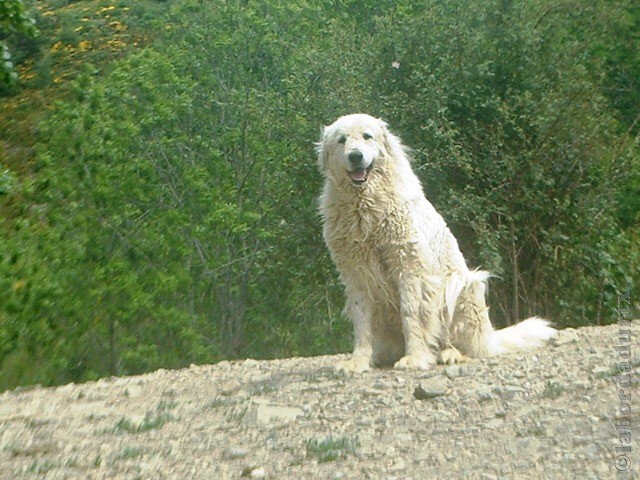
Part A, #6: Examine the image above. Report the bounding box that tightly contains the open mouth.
[348,164,373,185]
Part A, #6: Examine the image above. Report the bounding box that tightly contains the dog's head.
[317,113,406,188]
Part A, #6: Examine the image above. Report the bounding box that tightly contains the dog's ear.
[380,120,407,160]
[316,125,329,171]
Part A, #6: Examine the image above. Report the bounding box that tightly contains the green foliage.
[306,436,358,463]
[0,0,38,87]
[113,411,172,434]
[0,0,638,389]
[542,381,564,399]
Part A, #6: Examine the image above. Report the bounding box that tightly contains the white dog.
[317,113,556,372]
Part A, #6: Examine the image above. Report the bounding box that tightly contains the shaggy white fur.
[317,113,556,372]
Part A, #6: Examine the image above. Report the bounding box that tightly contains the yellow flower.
[12,280,26,292]
[50,41,64,53]
[109,21,127,32]
[107,39,127,50]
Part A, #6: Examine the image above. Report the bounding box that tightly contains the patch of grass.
[542,381,564,399]
[157,399,178,412]
[64,456,79,468]
[113,417,137,433]
[204,398,229,409]
[226,405,248,423]
[139,411,172,431]
[516,424,547,438]
[113,399,177,434]
[251,381,279,395]
[306,436,357,463]
[595,359,640,379]
[115,446,145,461]
[27,459,57,474]
[25,418,49,428]
[113,411,173,434]
[304,367,347,383]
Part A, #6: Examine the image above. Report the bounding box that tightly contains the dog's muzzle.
[347,150,372,185]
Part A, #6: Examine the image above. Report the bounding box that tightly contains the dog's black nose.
[348,150,364,165]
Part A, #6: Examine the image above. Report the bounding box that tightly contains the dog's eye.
[363,132,373,140]
[338,135,347,144]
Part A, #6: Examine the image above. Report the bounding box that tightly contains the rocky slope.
[1,322,638,479]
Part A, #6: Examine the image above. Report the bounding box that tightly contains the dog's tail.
[485,317,556,356]
[445,271,556,357]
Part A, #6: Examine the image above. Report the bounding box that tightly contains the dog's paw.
[439,347,470,365]
[336,357,370,373]
[393,354,433,370]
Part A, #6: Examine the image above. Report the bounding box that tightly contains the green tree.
[0,0,37,86]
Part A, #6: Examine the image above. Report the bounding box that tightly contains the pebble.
[241,466,265,479]
[219,380,242,396]
[445,364,475,378]
[494,385,526,400]
[224,446,249,459]
[413,376,449,399]
[477,388,495,402]
[550,328,579,346]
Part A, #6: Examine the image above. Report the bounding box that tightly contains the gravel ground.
[1,321,638,479]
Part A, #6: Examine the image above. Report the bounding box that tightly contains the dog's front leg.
[394,275,439,370]
[336,289,374,373]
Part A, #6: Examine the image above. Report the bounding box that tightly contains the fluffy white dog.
[317,113,556,372]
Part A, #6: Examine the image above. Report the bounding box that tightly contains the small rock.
[123,385,143,398]
[219,380,242,396]
[550,328,579,346]
[592,366,611,377]
[480,474,498,480]
[224,446,249,459]
[249,467,265,479]
[477,388,495,402]
[494,385,526,400]
[485,418,504,429]
[444,364,474,379]
[243,404,304,426]
[414,376,449,400]
[361,387,381,397]
[444,365,462,379]
[372,379,392,389]
[241,466,265,478]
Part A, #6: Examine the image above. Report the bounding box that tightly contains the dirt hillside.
[1,321,638,479]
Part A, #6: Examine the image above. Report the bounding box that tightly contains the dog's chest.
[324,192,417,273]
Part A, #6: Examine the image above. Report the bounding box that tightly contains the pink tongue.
[349,169,367,181]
